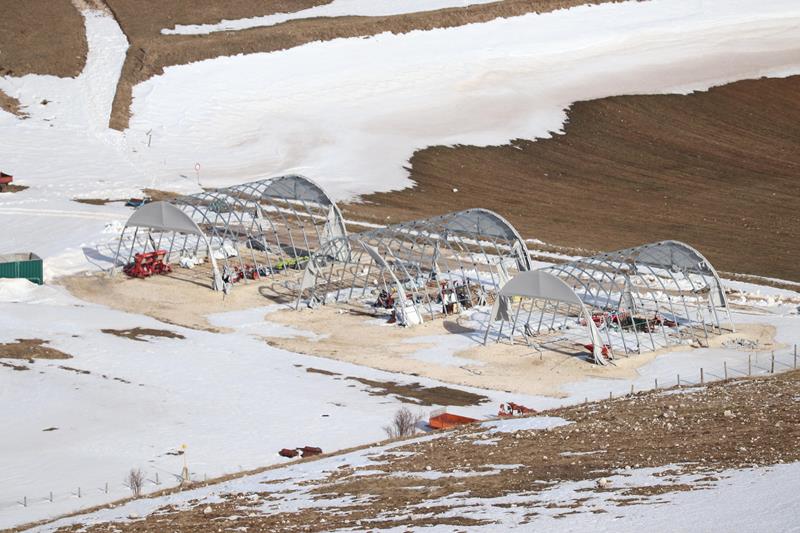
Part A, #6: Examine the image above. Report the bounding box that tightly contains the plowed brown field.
[345,76,800,282]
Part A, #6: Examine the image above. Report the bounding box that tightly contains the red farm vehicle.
[123,250,172,279]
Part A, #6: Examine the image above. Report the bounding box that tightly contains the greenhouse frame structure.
[114,175,347,289]
[486,240,734,358]
[295,208,532,323]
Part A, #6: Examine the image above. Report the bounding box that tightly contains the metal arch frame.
[172,190,269,278]
[112,202,223,291]
[294,209,532,323]
[116,175,348,291]
[482,270,609,365]
[226,174,348,258]
[542,240,733,355]
[177,175,348,274]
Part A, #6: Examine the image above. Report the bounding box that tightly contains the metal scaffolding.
[488,240,734,357]
[295,208,531,324]
[114,175,347,287]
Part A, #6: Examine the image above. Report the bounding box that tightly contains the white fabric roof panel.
[125,201,203,235]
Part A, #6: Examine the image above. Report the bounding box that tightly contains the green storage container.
[0,253,43,285]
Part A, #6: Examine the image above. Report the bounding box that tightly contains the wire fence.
[3,345,798,517]
[0,465,209,515]
[672,344,797,389]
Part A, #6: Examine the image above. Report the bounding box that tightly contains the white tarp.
[125,201,203,235]
[487,270,609,365]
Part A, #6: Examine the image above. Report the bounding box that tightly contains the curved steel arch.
[226,174,348,258]
[542,240,733,354]
[115,175,350,291]
[484,270,609,365]
[112,201,223,290]
[295,209,531,324]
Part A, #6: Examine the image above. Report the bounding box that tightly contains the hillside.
[347,75,800,281]
[30,369,800,532]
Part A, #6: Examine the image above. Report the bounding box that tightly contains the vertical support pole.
[495,319,505,343]
[654,378,658,390]
[112,227,126,275]
[677,374,680,387]
[509,297,524,343]
[126,227,139,266]
[536,299,548,334]
[49,491,53,503]
[700,368,704,385]
[795,345,797,369]
[724,361,727,380]
[748,354,752,376]
[771,352,775,373]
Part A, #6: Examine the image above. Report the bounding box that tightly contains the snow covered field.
[1,0,799,272]
[1,0,800,529]
[130,0,800,199]
[28,429,800,533]
[1,275,798,529]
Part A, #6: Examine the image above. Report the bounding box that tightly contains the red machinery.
[0,172,13,192]
[428,409,478,430]
[278,446,322,459]
[583,343,612,359]
[498,402,536,417]
[123,250,172,278]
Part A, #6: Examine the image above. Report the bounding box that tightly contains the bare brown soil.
[72,198,117,205]
[345,75,800,282]
[0,338,72,360]
[141,188,183,202]
[264,303,773,397]
[104,0,620,130]
[346,376,489,406]
[0,184,29,193]
[0,0,87,78]
[100,327,185,342]
[305,366,488,405]
[45,369,800,532]
[58,268,290,331]
[0,89,27,117]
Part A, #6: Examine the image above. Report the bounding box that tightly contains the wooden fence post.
[724,361,728,380]
[700,368,704,385]
[771,352,775,373]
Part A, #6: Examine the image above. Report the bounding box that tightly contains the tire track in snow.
[0,207,119,221]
